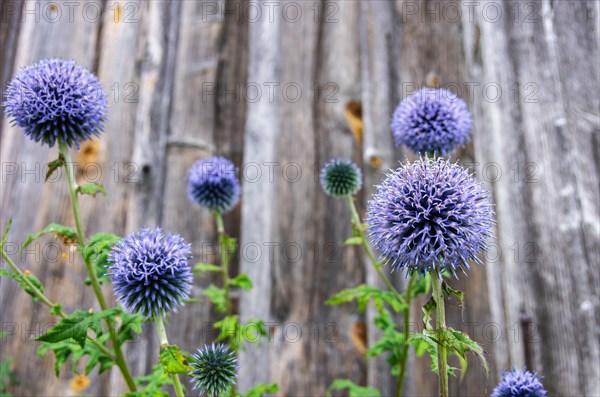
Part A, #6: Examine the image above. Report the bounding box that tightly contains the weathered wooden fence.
[1,0,598,396]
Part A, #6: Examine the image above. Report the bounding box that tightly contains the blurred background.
[1,0,599,396]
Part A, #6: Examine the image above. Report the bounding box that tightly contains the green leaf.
[193,262,222,275]
[0,358,19,393]
[221,235,237,254]
[326,284,406,313]
[442,282,464,302]
[422,297,436,331]
[159,344,192,375]
[214,315,239,344]
[0,269,44,302]
[50,304,63,316]
[76,183,107,197]
[80,233,121,285]
[124,365,172,397]
[116,310,144,344]
[411,273,431,298]
[344,237,362,246]
[36,308,119,348]
[37,333,113,377]
[326,379,381,397]
[45,158,64,181]
[244,383,279,397]
[444,328,488,377]
[19,224,77,253]
[229,273,253,290]
[408,333,439,374]
[203,285,228,313]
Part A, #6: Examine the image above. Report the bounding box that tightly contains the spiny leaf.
[326,379,381,397]
[124,365,172,397]
[19,224,77,253]
[159,344,192,375]
[244,383,279,397]
[444,328,489,377]
[0,269,44,302]
[229,273,253,290]
[442,282,463,302]
[203,285,227,313]
[36,308,119,348]
[45,158,64,181]
[193,262,222,275]
[422,297,436,331]
[326,284,406,313]
[76,183,107,197]
[80,233,120,285]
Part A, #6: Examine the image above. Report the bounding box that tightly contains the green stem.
[432,273,448,397]
[345,196,402,297]
[58,143,137,392]
[155,316,185,397]
[0,248,115,360]
[396,272,416,397]
[213,211,232,317]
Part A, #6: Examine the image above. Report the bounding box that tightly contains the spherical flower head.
[108,227,193,318]
[367,158,494,276]
[188,157,240,213]
[491,368,548,397]
[3,59,107,148]
[391,88,472,156]
[320,159,362,197]
[190,343,238,397]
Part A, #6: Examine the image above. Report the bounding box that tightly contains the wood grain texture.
[1,0,598,395]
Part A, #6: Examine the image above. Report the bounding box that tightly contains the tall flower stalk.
[155,316,186,397]
[59,143,136,391]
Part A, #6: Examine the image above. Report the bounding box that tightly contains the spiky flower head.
[108,228,193,318]
[367,158,494,276]
[491,368,548,397]
[320,159,362,197]
[190,343,238,397]
[391,88,472,156]
[3,59,107,148]
[188,157,240,213]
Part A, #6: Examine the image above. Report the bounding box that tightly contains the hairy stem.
[432,274,448,397]
[396,272,416,397]
[0,248,115,360]
[58,143,136,392]
[155,316,185,397]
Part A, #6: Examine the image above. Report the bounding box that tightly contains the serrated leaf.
[214,315,239,344]
[45,158,64,181]
[444,328,488,377]
[229,273,253,290]
[244,383,279,397]
[193,262,222,275]
[203,285,228,313]
[422,297,436,331]
[0,269,44,302]
[411,273,431,297]
[19,224,77,253]
[77,183,107,197]
[116,310,144,344]
[442,282,463,302]
[159,344,192,374]
[344,237,362,246]
[124,365,172,397]
[326,284,406,313]
[36,308,119,348]
[80,233,120,285]
[326,379,381,397]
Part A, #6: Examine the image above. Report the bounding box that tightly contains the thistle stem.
[396,272,416,397]
[432,273,449,397]
[58,143,137,392]
[155,316,185,397]
[345,196,402,298]
[213,211,233,317]
[0,248,115,360]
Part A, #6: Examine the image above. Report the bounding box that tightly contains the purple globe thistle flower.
[491,368,548,397]
[391,88,472,156]
[320,159,362,197]
[188,157,240,213]
[189,343,238,397]
[3,59,107,148]
[108,228,193,318]
[367,158,494,276]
